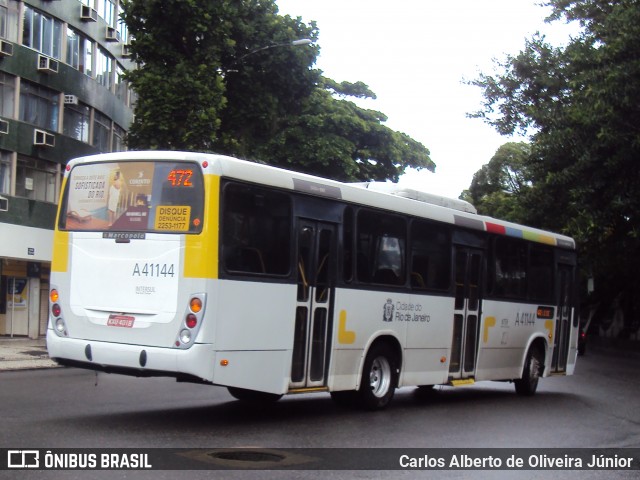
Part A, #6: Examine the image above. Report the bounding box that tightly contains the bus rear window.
[59,160,204,233]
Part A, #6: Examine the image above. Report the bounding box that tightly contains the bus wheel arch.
[514,338,546,396]
[357,336,402,410]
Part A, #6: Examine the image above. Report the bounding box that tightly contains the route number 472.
[132,263,175,277]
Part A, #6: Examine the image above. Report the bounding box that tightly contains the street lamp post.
[223,38,313,73]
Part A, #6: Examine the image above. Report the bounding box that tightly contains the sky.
[275,0,578,198]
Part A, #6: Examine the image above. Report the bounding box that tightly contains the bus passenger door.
[449,247,483,380]
[551,264,574,373]
[290,220,337,390]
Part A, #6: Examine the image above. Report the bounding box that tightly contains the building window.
[19,80,58,131]
[117,17,128,45]
[96,47,113,89]
[93,110,111,152]
[112,123,125,152]
[115,63,128,104]
[15,157,57,203]
[0,71,15,119]
[0,150,11,195]
[66,27,94,76]
[0,3,5,39]
[63,102,90,143]
[97,0,116,27]
[66,28,83,72]
[22,5,63,59]
[0,0,19,42]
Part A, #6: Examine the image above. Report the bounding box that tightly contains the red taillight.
[580,331,586,339]
[52,304,61,317]
[186,314,198,329]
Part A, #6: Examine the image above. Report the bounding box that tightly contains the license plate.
[107,314,135,328]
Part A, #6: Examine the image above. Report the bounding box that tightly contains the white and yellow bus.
[47,151,579,409]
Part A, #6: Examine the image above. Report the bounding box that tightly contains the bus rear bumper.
[46,329,214,383]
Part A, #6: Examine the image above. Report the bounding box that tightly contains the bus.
[47,151,579,409]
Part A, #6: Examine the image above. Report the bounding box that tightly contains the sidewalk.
[0,336,59,371]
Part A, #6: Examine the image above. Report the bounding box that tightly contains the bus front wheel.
[358,343,398,410]
[514,346,542,396]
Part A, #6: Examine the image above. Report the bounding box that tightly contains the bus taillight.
[186,314,197,329]
[189,297,202,313]
[174,293,206,348]
[50,288,68,337]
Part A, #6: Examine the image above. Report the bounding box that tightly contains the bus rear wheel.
[514,346,542,396]
[358,343,398,410]
[227,387,283,404]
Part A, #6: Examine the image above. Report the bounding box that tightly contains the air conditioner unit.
[106,27,120,42]
[64,94,79,105]
[37,55,59,74]
[0,196,8,212]
[81,5,98,22]
[0,39,13,57]
[122,43,132,57]
[33,129,55,147]
[0,119,8,134]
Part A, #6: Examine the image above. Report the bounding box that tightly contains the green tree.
[255,78,433,182]
[121,0,233,150]
[462,142,533,223]
[469,0,640,321]
[121,0,433,182]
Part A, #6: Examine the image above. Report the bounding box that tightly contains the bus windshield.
[59,160,204,233]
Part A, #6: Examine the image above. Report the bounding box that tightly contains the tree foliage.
[469,0,640,311]
[461,142,533,223]
[121,0,433,182]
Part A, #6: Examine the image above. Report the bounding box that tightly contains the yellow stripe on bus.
[51,230,69,273]
[338,310,356,344]
[184,174,219,279]
[545,320,554,341]
[483,316,496,343]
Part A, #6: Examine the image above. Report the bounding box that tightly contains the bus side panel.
[401,294,454,387]
[215,280,295,351]
[475,300,549,381]
[211,279,295,394]
[212,350,291,395]
[328,289,453,391]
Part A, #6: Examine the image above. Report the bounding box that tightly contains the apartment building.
[0,0,134,337]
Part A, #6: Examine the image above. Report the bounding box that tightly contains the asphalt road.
[2,345,639,480]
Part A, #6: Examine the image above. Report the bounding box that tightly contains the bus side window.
[356,209,406,286]
[528,245,554,302]
[410,220,451,290]
[225,246,266,273]
[222,183,292,276]
[491,237,527,298]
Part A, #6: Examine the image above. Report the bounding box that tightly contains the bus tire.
[514,346,542,396]
[227,387,282,404]
[358,343,398,410]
